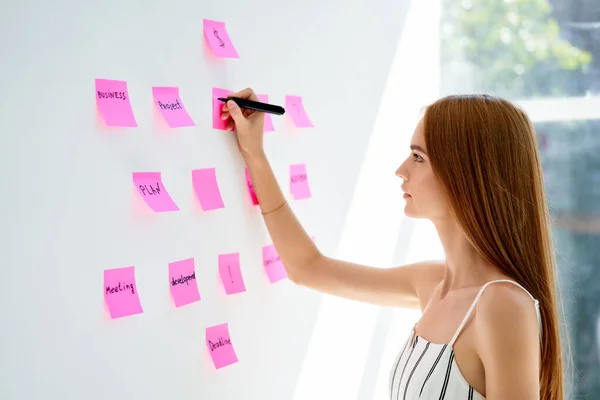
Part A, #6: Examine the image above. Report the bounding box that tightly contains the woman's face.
[395,118,448,220]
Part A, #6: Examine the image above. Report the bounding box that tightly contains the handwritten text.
[171,272,196,286]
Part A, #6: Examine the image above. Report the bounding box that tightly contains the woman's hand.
[220,88,265,158]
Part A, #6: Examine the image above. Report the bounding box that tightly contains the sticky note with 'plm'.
[262,244,288,283]
[192,168,225,211]
[152,86,195,128]
[104,266,143,319]
[218,252,246,295]
[133,172,180,212]
[290,164,312,200]
[203,19,239,58]
[169,258,201,307]
[206,322,239,369]
[95,79,137,127]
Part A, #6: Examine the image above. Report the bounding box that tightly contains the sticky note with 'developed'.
[104,266,143,319]
[95,79,137,127]
[169,258,201,307]
[133,172,180,212]
[206,322,239,369]
[192,168,225,211]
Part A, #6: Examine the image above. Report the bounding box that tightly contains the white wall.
[0,1,413,399]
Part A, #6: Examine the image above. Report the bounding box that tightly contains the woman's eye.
[412,153,423,162]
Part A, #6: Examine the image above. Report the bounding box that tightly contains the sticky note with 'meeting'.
[192,168,225,211]
[218,252,246,295]
[104,266,143,319]
[203,19,239,58]
[152,86,195,128]
[206,322,239,369]
[169,258,201,307]
[285,95,313,128]
[133,172,180,212]
[290,164,312,200]
[262,244,288,283]
[95,78,138,127]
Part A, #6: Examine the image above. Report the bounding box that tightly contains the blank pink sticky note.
[206,323,239,369]
[152,87,195,128]
[95,79,138,127]
[245,167,259,205]
[169,258,201,307]
[203,19,239,58]
[213,88,233,130]
[192,168,225,210]
[285,95,313,128]
[104,266,143,319]
[262,244,288,283]
[132,172,180,212]
[257,94,275,132]
[218,252,246,295]
[290,164,312,199]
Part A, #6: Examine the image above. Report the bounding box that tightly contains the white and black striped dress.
[389,279,542,399]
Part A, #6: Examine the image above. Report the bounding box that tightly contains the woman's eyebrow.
[410,145,428,155]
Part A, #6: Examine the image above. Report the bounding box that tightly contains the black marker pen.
[218,97,285,115]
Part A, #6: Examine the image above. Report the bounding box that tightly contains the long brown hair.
[424,94,567,400]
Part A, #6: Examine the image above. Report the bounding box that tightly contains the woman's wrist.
[242,149,268,165]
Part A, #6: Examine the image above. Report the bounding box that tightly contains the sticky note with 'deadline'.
[290,164,312,200]
[133,172,180,212]
[104,266,143,319]
[95,79,138,127]
[218,252,246,295]
[192,168,225,211]
[203,19,239,58]
[169,258,201,307]
[206,323,239,369]
[152,86,195,128]
[262,244,288,283]
[285,95,313,128]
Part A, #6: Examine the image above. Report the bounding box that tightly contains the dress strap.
[448,279,542,347]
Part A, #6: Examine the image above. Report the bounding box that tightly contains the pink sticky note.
[192,168,225,211]
[169,258,201,307]
[257,94,275,132]
[104,266,143,319]
[206,323,239,369]
[290,164,312,199]
[218,252,246,295]
[213,88,233,130]
[152,86,195,128]
[245,167,259,205]
[95,79,138,127]
[262,244,288,283]
[132,172,180,212]
[203,19,239,58]
[285,95,313,128]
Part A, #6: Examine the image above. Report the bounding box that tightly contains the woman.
[221,89,565,400]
